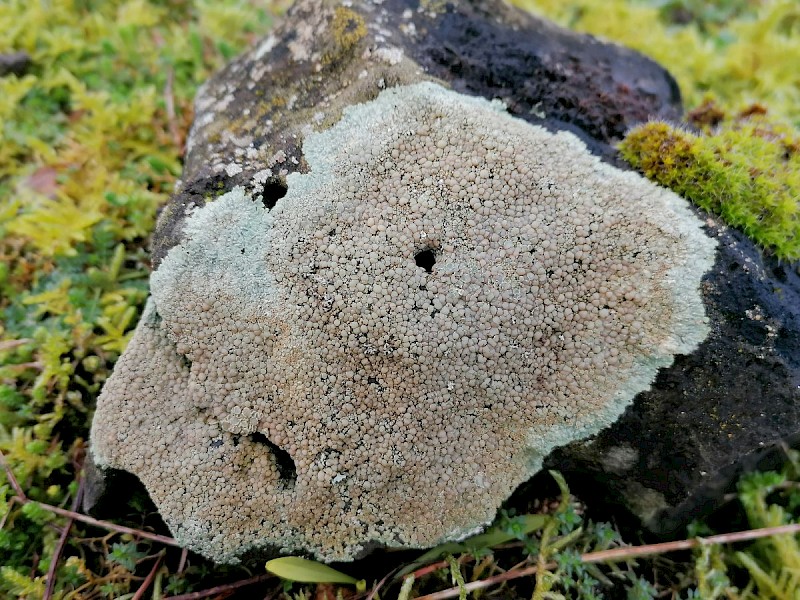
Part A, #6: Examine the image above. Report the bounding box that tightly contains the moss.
[0,0,797,595]
[619,105,800,260]
[0,0,274,596]
[330,6,367,55]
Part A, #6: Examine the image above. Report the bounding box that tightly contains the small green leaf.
[468,513,548,548]
[107,541,146,572]
[397,574,416,600]
[265,557,359,585]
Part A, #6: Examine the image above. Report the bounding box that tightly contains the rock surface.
[545,222,800,537]
[150,0,681,269]
[87,0,799,563]
[91,82,715,562]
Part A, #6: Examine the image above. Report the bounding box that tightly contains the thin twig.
[132,553,165,600]
[405,553,474,581]
[4,361,44,372]
[415,560,553,600]
[0,449,26,500]
[0,338,32,351]
[0,497,14,529]
[365,567,400,600]
[580,523,800,562]
[177,547,189,574]
[164,574,273,600]
[43,474,85,600]
[9,496,182,547]
[413,523,800,600]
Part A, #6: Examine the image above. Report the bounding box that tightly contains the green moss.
[0,0,797,596]
[0,0,275,596]
[512,0,800,258]
[619,105,800,260]
[330,6,367,52]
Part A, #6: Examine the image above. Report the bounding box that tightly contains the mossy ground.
[0,0,798,598]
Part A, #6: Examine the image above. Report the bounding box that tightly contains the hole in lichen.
[258,178,288,210]
[249,432,297,484]
[415,249,436,273]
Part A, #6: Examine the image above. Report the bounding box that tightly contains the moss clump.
[0,0,274,596]
[321,5,367,66]
[619,104,800,260]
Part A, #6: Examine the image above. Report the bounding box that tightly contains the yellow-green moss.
[511,0,800,258]
[619,106,800,260]
[0,0,274,595]
[325,6,367,63]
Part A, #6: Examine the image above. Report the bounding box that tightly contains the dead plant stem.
[43,475,85,600]
[413,523,800,600]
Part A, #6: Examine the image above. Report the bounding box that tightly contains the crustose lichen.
[90,82,717,563]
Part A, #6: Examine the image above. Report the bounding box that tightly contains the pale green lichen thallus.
[90,82,717,563]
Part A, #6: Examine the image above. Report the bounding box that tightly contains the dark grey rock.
[0,52,32,77]
[150,0,681,268]
[544,222,800,536]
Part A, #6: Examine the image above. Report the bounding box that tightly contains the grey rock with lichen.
[88,0,800,563]
[91,82,714,562]
[149,0,681,269]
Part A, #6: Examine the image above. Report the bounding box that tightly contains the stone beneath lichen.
[149,0,682,269]
[90,82,715,563]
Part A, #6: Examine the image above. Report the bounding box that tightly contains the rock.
[150,0,681,268]
[85,0,800,564]
[0,52,32,77]
[544,222,800,537]
[90,83,714,562]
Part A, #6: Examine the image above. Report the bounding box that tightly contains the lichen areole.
[90,82,717,563]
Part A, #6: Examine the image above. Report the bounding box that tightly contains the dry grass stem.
[163,573,273,600]
[413,523,800,600]
[132,553,165,600]
[177,547,189,574]
[43,474,85,600]
[0,449,27,499]
[8,495,181,547]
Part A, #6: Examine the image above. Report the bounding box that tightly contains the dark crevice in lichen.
[249,432,297,485]
[414,248,436,273]
[258,178,288,210]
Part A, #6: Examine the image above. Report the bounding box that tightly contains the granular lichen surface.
[90,82,716,563]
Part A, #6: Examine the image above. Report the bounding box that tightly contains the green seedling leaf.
[549,470,571,513]
[549,527,585,554]
[397,574,416,600]
[265,557,364,590]
[397,513,549,577]
[468,513,548,548]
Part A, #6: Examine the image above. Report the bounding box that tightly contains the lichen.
[330,6,367,55]
[91,82,716,563]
